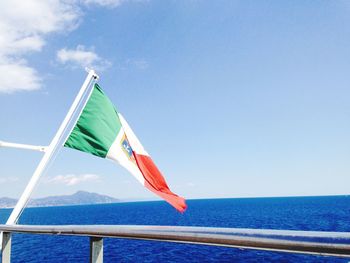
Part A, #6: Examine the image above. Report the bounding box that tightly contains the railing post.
[2,232,11,263]
[90,237,103,263]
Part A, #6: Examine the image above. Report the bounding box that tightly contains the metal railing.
[1,224,350,262]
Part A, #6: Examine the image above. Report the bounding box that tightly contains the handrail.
[1,224,350,262]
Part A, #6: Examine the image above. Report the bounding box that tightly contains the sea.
[1,196,350,262]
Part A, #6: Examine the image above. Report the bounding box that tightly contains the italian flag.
[64,84,187,212]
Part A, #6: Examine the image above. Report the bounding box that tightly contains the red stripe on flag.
[133,153,187,213]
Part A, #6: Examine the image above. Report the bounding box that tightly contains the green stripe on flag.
[64,84,122,158]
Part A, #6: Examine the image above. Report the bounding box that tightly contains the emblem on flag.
[120,134,135,162]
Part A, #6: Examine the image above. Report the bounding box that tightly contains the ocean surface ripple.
[1,196,349,262]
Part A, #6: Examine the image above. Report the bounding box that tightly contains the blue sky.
[0,0,349,201]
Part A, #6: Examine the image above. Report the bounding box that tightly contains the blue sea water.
[1,196,350,262]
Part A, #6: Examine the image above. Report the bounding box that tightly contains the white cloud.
[81,0,147,8]
[48,174,100,186]
[57,45,111,70]
[0,177,19,184]
[0,0,80,93]
[0,61,41,94]
[126,58,149,70]
[0,0,136,94]
[81,0,124,7]
[185,182,195,187]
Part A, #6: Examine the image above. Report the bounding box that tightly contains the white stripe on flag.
[106,128,145,184]
[118,113,149,156]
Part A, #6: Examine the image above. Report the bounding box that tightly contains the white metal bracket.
[0,141,47,152]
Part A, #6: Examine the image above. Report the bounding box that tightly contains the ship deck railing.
[1,224,350,263]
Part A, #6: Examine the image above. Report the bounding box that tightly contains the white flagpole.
[0,141,47,152]
[5,69,98,226]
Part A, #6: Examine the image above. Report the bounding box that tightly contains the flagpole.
[5,69,98,226]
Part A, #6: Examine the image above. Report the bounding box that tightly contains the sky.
[0,0,349,202]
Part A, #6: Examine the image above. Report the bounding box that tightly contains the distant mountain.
[0,197,18,208]
[0,191,119,208]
